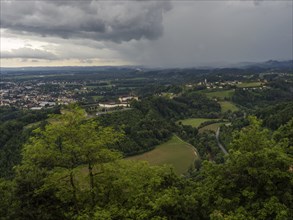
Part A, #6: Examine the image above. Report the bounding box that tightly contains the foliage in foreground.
[194,117,293,219]
[0,109,292,219]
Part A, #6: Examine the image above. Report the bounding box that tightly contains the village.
[0,70,285,112]
[0,80,76,109]
[0,78,139,111]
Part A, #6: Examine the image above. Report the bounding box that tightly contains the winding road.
[216,127,228,155]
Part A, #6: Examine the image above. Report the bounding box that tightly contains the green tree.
[77,160,199,220]
[0,178,19,220]
[273,118,293,155]
[14,106,122,219]
[194,117,293,219]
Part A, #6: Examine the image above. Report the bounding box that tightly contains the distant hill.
[0,66,147,75]
[236,60,293,70]
[1,60,292,74]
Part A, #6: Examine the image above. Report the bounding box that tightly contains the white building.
[39,101,56,107]
[118,96,138,103]
[99,103,128,108]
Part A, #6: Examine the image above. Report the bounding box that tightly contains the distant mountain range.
[236,60,293,70]
[1,60,292,73]
[0,65,143,72]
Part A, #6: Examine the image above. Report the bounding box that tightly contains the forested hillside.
[96,92,220,156]
[0,108,292,219]
[0,107,60,178]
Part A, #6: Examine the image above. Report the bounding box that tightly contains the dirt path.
[174,134,199,158]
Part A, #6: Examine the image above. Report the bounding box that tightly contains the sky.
[0,0,292,68]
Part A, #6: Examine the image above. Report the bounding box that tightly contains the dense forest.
[0,107,60,178]
[0,107,292,219]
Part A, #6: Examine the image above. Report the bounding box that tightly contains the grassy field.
[219,101,239,112]
[86,85,99,89]
[199,122,224,133]
[127,135,197,174]
[178,118,214,128]
[203,89,234,100]
[86,85,112,89]
[24,121,42,129]
[236,82,262,88]
[91,95,103,101]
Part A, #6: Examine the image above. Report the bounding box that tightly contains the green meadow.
[219,101,239,112]
[127,135,197,174]
[199,122,224,133]
[177,118,215,128]
[203,89,234,100]
[236,81,262,88]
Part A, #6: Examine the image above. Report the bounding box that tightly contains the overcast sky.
[0,0,292,67]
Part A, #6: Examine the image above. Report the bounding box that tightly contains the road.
[216,127,228,155]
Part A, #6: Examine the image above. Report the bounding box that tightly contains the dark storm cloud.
[0,0,172,42]
[1,0,291,67]
[114,1,293,67]
[1,48,58,60]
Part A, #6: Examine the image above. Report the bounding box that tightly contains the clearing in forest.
[199,122,225,133]
[219,101,239,112]
[236,81,262,88]
[178,118,215,128]
[127,135,197,174]
[203,89,234,100]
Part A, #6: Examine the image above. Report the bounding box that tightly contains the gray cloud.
[1,48,58,60]
[112,1,293,67]
[1,1,292,67]
[0,0,172,42]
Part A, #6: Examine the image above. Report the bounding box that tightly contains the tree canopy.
[1,109,292,220]
[193,117,293,219]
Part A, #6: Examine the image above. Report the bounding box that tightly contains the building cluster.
[187,79,268,90]
[0,78,139,112]
[98,96,139,109]
[198,79,242,89]
[185,80,241,89]
[0,80,77,109]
